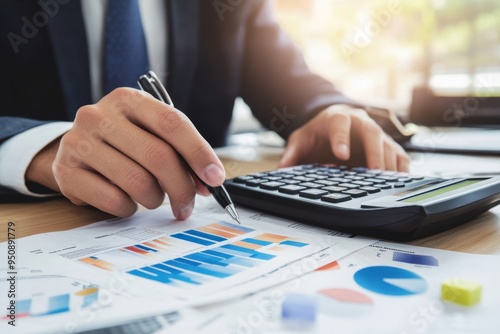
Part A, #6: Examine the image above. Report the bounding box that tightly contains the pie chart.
[317,288,374,316]
[354,266,428,296]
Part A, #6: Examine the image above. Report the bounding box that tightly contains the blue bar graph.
[185,230,226,242]
[222,245,276,260]
[129,266,202,285]
[280,240,308,247]
[242,238,272,246]
[171,233,215,246]
[185,253,227,266]
[175,257,202,267]
[43,294,70,315]
[135,244,158,252]
[203,249,233,259]
[17,299,32,315]
[166,259,231,278]
[82,220,314,289]
[203,249,258,267]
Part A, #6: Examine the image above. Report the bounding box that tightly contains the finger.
[189,170,211,196]
[279,132,309,167]
[79,142,165,210]
[396,147,411,172]
[98,120,197,218]
[327,112,351,161]
[383,138,398,171]
[53,162,138,217]
[353,117,385,170]
[101,88,225,187]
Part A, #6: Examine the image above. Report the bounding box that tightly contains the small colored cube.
[281,293,317,326]
[441,278,482,306]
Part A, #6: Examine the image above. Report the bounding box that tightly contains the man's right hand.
[25,88,225,219]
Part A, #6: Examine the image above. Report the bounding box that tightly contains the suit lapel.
[47,0,91,120]
[167,0,200,113]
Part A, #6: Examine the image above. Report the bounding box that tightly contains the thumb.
[278,135,308,167]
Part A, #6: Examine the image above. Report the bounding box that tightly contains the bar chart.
[1,275,100,320]
[78,221,310,289]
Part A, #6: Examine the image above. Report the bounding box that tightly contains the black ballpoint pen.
[138,71,241,224]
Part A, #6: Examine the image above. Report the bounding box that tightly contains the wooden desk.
[1,147,499,255]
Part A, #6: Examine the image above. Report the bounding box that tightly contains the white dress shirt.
[0,0,167,196]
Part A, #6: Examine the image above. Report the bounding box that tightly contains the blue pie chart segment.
[354,266,428,296]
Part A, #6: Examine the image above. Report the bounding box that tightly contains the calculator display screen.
[401,180,484,203]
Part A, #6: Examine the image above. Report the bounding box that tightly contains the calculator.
[224,164,500,240]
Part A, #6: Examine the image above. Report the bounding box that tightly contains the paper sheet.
[192,241,500,334]
[0,198,374,333]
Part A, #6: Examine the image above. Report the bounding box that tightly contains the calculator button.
[342,189,368,197]
[250,173,267,178]
[321,193,352,203]
[364,178,386,184]
[393,182,406,188]
[338,183,361,189]
[315,180,339,186]
[279,185,307,194]
[344,175,364,181]
[299,182,324,189]
[313,175,329,180]
[374,184,392,190]
[329,178,351,183]
[322,186,348,193]
[299,164,316,169]
[260,181,286,190]
[265,176,282,181]
[280,179,301,185]
[300,189,329,199]
[234,176,253,183]
[377,176,399,182]
[398,177,413,183]
[358,173,375,178]
[352,181,373,186]
[411,175,425,180]
[360,186,381,193]
[288,171,307,176]
[326,168,341,173]
[246,179,266,187]
[294,176,315,182]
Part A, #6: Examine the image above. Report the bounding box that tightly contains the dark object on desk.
[402,127,500,156]
[225,164,500,241]
[409,87,500,128]
[365,106,418,144]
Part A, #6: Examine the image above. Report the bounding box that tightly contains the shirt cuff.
[0,122,73,197]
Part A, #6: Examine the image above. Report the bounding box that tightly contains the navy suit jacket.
[0,0,356,200]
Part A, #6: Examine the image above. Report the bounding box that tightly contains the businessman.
[0,0,409,219]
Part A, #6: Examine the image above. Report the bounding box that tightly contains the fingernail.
[177,203,194,220]
[336,143,349,160]
[204,163,225,185]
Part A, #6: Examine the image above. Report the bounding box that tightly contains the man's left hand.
[278,104,410,172]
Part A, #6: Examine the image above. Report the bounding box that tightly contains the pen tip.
[225,204,241,224]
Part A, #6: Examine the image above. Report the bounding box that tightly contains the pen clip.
[138,71,174,107]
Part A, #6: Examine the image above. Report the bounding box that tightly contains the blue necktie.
[103,0,149,94]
